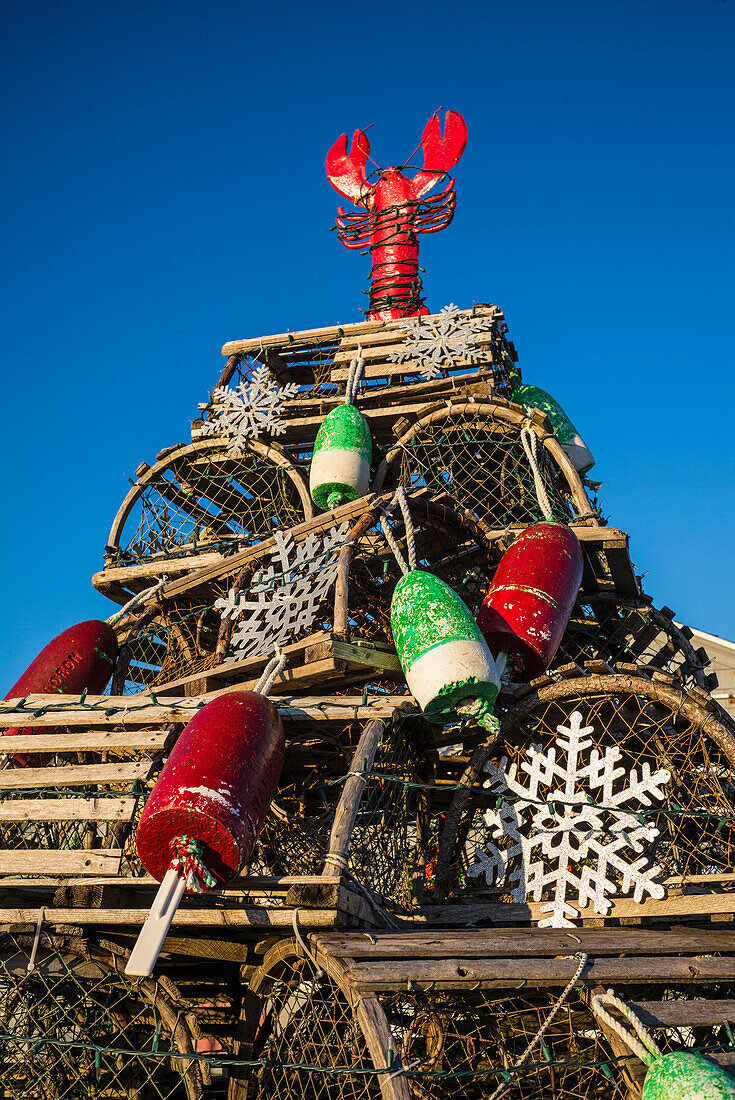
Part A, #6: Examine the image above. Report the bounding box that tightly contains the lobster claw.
[411,110,468,199]
[325,128,372,206]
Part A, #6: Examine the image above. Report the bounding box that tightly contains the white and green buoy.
[381,490,502,730]
[391,569,501,728]
[512,380,595,475]
[310,348,372,511]
[592,989,735,1100]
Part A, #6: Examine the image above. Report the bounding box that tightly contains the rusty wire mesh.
[112,447,308,566]
[344,498,497,649]
[245,942,626,1100]
[379,986,626,1100]
[376,414,577,530]
[552,596,712,689]
[0,934,205,1099]
[243,945,380,1100]
[440,678,735,905]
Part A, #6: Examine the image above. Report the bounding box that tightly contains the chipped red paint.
[325,111,467,320]
[2,620,118,766]
[478,522,583,681]
[135,692,285,885]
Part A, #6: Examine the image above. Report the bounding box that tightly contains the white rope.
[379,487,417,576]
[487,952,588,1099]
[520,423,554,522]
[26,907,46,974]
[107,576,169,626]
[344,345,365,405]
[253,649,286,697]
[591,988,661,1068]
[292,908,324,978]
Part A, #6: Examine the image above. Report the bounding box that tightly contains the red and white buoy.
[477,521,583,681]
[2,619,118,766]
[125,684,285,976]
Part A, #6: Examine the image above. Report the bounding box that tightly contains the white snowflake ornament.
[389,304,495,379]
[215,522,351,661]
[468,710,671,927]
[202,366,300,449]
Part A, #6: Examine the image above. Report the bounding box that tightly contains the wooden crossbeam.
[339,955,735,992]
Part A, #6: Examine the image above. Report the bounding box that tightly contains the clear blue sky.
[1,0,733,686]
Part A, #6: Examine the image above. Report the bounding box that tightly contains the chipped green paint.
[642,1051,735,1099]
[512,383,578,445]
[390,570,485,671]
[313,404,372,461]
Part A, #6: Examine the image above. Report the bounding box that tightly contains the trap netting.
[113,600,226,695]
[551,595,714,690]
[107,441,310,568]
[373,408,585,531]
[241,940,625,1100]
[0,933,207,1099]
[437,673,735,911]
[249,714,425,914]
[339,496,498,651]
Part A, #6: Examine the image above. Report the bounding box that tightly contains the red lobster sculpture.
[325,111,468,321]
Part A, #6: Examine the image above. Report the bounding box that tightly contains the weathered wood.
[629,999,735,1027]
[356,994,413,1100]
[332,639,403,673]
[312,928,735,960]
[0,906,347,928]
[0,850,122,875]
[0,761,151,789]
[0,729,167,753]
[324,719,387,874]
[343,955,735,992]
[0,693,413,728]
[0,798,136,822]
[417,888,735,925]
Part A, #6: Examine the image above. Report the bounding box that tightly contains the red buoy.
[136,692,285,885]
[477,522,583,681]
[3,619,118,766]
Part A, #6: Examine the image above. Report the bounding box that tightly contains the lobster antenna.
[401,106,443,173]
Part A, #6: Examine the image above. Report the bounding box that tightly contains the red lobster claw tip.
[325,128,372,205]
[412,110,468,200]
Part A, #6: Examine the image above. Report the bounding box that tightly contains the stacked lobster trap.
[1,110,734,1100]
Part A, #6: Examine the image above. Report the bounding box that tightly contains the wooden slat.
[312,928,735,960]
[341,955,735,992]
[417,889,735,925]
[0,798,136,822]
[0,761,150,790]
[0,729,167,753]
[0,694,411,728]
[222,318,389,357]
[629,999,735,1028]
[0,907,346,928]
[0,850,122,875]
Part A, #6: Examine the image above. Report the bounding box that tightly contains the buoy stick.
[125,866,186,977]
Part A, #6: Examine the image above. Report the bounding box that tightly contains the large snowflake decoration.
[214,522,351,661]
[202,366,300,449]
[389,304,495,379]
[468,711,671,927]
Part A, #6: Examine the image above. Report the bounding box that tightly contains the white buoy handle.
[125,866,186,977]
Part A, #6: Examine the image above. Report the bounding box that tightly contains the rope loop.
[591,988,662,1067]
[107,576,169,627]
[379,486,417,576]
[253,649,287,697]
[344,345,365,405]
[520,421,554,522]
